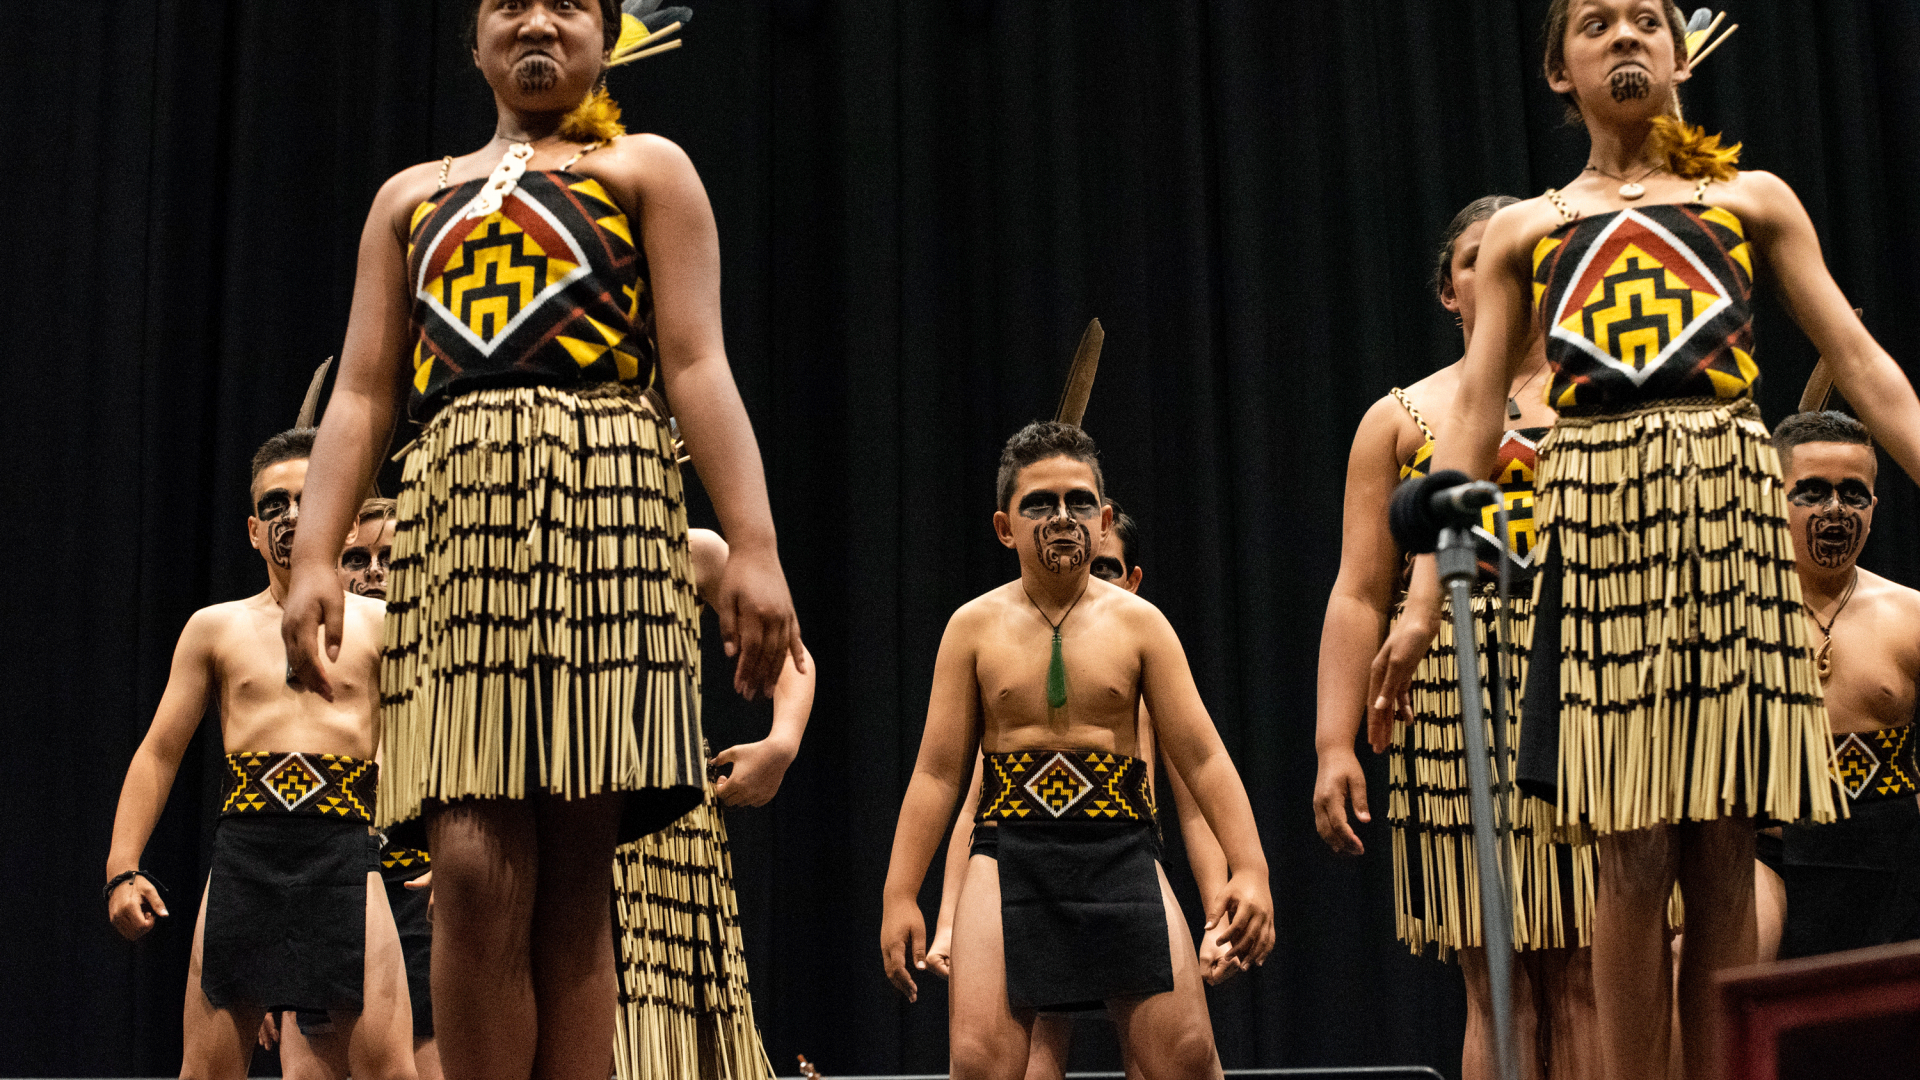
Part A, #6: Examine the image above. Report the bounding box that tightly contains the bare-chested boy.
[105,430,414,1080]
[268,496,442,1080]
[1756,412,1920,960]
[881,422,1273,1079]
[925,499,1237,1080]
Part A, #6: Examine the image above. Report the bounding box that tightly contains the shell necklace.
[1582,161,1664,201]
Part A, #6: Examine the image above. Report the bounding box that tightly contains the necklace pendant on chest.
[1618,181,1646,200]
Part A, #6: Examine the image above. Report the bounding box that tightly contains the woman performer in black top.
[1316,196,1595,1080]
[1375,3,1920,1076]
[281,3,803,1079]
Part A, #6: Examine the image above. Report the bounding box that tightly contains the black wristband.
[103,868,167,902]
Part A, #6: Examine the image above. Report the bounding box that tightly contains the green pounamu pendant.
[1047,627,1068,709]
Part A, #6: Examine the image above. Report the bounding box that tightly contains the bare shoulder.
[950,585,1015,633]
[1863,568,1920,631]
[1097,581,1172,636]
[181,599,248,647]
[1483,195,1567,269]
[374,159,454,236]
[1702,169,1800,233]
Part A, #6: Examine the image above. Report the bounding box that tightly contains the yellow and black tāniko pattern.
[1832,724,1920,805]
[221,752,376,824]
[1533,203,1756,412]
[407,170,656,419]
[1392,389,1544,583]
[381,846,430,873]
[978,750,1156,823]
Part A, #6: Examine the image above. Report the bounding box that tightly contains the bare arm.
[631,135,800,699]
[712,645,814,807]
[690,529,816,806]
[282,169,425,697]
[1742,171,1920,484]
[1430,205,1539,483]
[1315,397,1417,854]
[1138,609,1274,967]
[106,611,218,939]
[926,750,986,978]
[880,613,983,1002]
[1164,758,1228,903]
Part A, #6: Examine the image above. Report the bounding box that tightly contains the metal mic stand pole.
[1435,524,1518,1080]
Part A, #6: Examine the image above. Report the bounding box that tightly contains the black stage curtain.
[5,2,1918,1076]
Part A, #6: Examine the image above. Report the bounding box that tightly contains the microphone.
[1389,469,1502,555]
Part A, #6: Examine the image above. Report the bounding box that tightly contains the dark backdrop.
[6,2,1919,1076]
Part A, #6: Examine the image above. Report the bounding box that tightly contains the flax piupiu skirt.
[611,779,772,1080]
[378,385,706,844]
[1517,397,1840,835]
[1391,591,1596,958]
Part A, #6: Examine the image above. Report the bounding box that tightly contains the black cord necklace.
[1806,567,1859,683]
[1023,580,1090,709]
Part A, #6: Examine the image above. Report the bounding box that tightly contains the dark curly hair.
[1433,195,1521,302]
[996,422,1105,511]
[1773,410,1873,466]
[249,428,316,499]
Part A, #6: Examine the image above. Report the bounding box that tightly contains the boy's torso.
[209,591,386,759]
[970,579,1147,757]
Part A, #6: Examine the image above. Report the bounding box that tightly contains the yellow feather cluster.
[1649,115,1741,183]
[557,86,628,144]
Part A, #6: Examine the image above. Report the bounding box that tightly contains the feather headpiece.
[556,1,694,144]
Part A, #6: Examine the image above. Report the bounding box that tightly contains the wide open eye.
[1090,557,1124,582]
[341,549,371,572]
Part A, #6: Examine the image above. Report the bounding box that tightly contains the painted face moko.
[1783,441,1877,572]
[339,516,396,600]
[994,456,1111,579]
[249,458,308,571]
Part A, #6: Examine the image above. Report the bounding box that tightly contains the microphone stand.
[1435,523,1518,1080]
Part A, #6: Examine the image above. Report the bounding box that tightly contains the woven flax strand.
[1391,593,1595,957]
[612,784,773,1080]
[1534,398,1839,834]
[377,385,704,833]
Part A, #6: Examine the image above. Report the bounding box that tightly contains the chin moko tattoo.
[516,57,558,93]
[1610,69,1651,103]
[1034,520,1091,575]
[1807,511,1863,569]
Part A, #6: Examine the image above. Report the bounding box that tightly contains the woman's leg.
[426,801,539,1080]
[529,791,623,1080]
[1673,818,1756,1080]
[1459,948,1493,1080]
[1591,826,1678,1080]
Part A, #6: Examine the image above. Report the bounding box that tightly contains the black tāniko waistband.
[978,749,1155,823]
[221,752,377,823]
[1832,725,1920,805]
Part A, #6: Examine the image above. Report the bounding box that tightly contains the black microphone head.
[1389,469,1472,555]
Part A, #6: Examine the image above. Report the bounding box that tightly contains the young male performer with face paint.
[1755,412,1920,961]
[269,496,441,1080]
[105,429,414,1080]
[924,500,1236,1080]
[881,422,1273,1079]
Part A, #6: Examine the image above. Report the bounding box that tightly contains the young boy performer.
[611,524,814,1080]
[1756,412,1920,961]
[1379,4,1920,1075]
[925,499,1237,1080]
[105,430,414,1080]
[881,422,1273,1078]
[272,495,442,1080]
